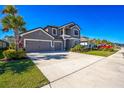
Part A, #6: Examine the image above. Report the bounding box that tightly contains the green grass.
[0,50,4,59]
[0,59,49,88]
[82,50,117,57]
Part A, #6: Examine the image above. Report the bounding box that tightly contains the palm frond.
[19,27,27,34]
[1,15,14,31]
[16,16,26,26]
[2,5,17,15]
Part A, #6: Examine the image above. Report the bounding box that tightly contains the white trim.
[70,38,80,40]
[63,37,80,40]
[24,39,53,48]
[51,41,54,48]
[21,28,55,39]
[54,41,63,42]
[52,28,57,36]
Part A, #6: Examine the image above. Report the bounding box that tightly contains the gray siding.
[44,25,80,39]
[22,29,54,40]
[70,26,80,38]
[21,24,80,52]
[46,27,61,37]
[46,27,53,36]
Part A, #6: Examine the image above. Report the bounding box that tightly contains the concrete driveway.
[27,51,104,87]
[48,48,124,88]
[28,48,124,88]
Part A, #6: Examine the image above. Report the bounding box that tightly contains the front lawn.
[82,50,117,57]
[0,50,4,59]
[0,59,49,88]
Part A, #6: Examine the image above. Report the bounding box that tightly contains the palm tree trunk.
[14,29,19,51]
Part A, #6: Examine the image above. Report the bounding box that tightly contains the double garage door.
[25,40,63,52]
[25,40,52,52]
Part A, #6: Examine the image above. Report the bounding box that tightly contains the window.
[59,28,63,35]
[52,28,57,35]
[60,30,63,35]
[74,30,79,35]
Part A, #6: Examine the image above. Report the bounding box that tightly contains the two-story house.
[21,22,80,52]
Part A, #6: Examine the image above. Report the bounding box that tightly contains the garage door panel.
[54,42,62,51]
[25,40,52,52]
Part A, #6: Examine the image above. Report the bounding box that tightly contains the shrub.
[3,49,26,59]
[98,47,115,52]
[70,44,84,52]
[106,48,114,52]
[3,49,17,59]
[16,49,26,59]
[83,48,90,52]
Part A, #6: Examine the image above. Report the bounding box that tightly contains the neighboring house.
[3,36,15,44]
[20,22,80,52]
[0,40,9,49]
[80,37,97,49]
[80,36,89,46]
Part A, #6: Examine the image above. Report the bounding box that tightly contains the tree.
[1,5,26,51]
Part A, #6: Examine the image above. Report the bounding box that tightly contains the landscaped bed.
[82,50,118,57]
[0,59,49,88]
[70,44,119,57]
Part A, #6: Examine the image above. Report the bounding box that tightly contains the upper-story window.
[60,29,63,35]
[73,29,79,36]
[52,28,57,36]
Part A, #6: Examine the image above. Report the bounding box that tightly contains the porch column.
[62,27,65,37]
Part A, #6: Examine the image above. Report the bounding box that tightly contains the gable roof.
[20,27,55,39]
[44,25,59,30]
[80,37,89,42]
[59,22,80,30]
[44,22,80,30]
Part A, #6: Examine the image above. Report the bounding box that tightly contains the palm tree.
[1,5,26,51]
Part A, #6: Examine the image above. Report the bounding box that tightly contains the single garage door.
[54,42,63,51]
[25,40,52,52]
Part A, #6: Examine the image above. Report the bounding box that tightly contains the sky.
[0,5,124,44]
